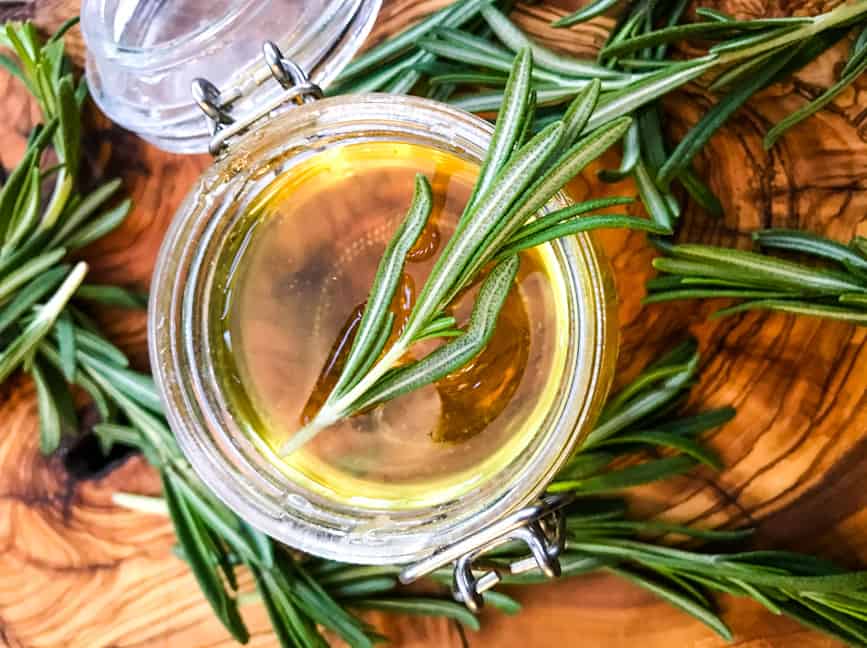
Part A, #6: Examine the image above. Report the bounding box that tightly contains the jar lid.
[81,0,381,153]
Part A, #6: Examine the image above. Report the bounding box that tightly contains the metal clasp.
[399,493,575,612]
[192,41,323,156]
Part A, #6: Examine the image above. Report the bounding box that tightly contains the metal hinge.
[399,493,575,612]
[192,41,323,156]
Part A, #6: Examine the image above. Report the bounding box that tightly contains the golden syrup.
[212,141,570,508]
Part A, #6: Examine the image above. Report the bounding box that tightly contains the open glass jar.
[83,0,618,606]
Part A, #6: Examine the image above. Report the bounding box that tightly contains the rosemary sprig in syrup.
[282,49,664,454]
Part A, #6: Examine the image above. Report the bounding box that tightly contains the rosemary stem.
[278,341,409,455]
[716,0,867,65]
[113,491,169,515]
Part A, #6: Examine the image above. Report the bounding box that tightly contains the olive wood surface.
[0,0,865,646]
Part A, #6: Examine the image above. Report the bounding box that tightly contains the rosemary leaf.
[75,284,148,308]
[495,214,666,258]
[0,261,86,383]
[331,577,401,598]
[599,120,640,181]
[482,591,522,615]
[753,228,867,273]
[549,455,698,493]
[464,48,533,216]
[31,357,62,454]
[593,430,723,469]
[64,197,131,249]
[696,8,734,22]
[709,25,802,55]
[434,26,515,58]
[656,408,736,437]
[3,164,40,255]
[609,566,734,641]
[635,157,675,231]
[0,247,65,304]
[481,5,626,79]
[62,325,129,367]
[586,59,716,131]
[162,471,249,643]
[677,166,723,217]
[764,49,867,148]
[39,342,112,421]
[845,24,867,77]
[504,196,635,244]
[666,244,867,294]
[553,0,621,28]
[711,299,867,324]
[331,175,433,399]
[418,37,564,85]
[48,177,122,246]
[709,48,781,91]
[55,310,76,381]
[0,265,67,336]
[338,0,492,81]
[430,71,508,86]
[558,78,601,155]
[644,288,798,303]
[78,352,163,413]
[600,19,810,59]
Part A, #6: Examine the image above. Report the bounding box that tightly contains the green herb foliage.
[334,0,867,232]
[280,340,867,646]
[0,20,131,452]
[5,16,867,648]
[646,230,867,324]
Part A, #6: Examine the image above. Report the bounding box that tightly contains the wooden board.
[1,0,866,646]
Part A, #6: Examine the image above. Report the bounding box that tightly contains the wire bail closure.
[399,493,575,612]
[192,41,323,156]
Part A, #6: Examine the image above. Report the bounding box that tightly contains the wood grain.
[1,0,866,646]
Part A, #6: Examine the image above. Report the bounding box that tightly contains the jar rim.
[148,93,617,564]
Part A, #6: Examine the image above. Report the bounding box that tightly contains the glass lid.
[81,0,381,152]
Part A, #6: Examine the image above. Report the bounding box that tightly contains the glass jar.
[149,93,618,566]
[83,0,619,598]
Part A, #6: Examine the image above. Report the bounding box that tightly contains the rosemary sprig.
[0,20,132,452]
[284,50,661,453]
[558,0,867,220]
[646,230,867,324]
[336,0,867,230]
